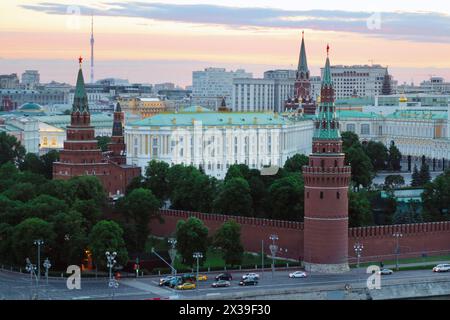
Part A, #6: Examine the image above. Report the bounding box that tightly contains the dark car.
[239,278,258,286]
[211,280,231,288]
[182,273,197,282]
[169,276,183,288]
[215,273,232,281]
[159,276,174,286]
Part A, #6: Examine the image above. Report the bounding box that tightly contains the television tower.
[90,14,94,84]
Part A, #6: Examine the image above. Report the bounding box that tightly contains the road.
[1,266,450,300]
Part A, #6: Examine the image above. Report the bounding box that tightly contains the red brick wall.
[151,209,450,264]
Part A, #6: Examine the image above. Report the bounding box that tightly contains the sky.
[1,0,450,87]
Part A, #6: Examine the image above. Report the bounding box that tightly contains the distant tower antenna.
[90,14,95,84]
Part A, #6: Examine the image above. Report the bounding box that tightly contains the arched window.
[320,192,324,199]
[337,192,340,199]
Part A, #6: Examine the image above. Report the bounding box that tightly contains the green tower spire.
[72,57,89,114]
[297,31,309,74]
[314,44,340,140]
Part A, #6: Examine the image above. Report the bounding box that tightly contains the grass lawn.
[146,236,298,273]
[352,254,450,269]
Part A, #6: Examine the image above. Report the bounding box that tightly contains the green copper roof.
[337,110,383,119]
[386,110,447,120]
[180,106,213,113]
[129,111,297,127]
[33,114,113,129]
[322,56,333,86]
[18,102,44,112]
[297,33,308,73]
[314,51,339,140]
[72,67,89,113]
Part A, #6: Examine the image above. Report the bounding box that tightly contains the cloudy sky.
[2,0,450,86]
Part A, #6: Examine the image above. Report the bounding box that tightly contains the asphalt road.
[2,267,450,300]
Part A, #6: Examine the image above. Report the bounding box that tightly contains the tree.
[0,132,26,166]
[118,188,160,253]
[393,200,423,224]
[0,223,14,264]
[388,142,402,171]
[125,175,145,195]
[214,177,253,216]
[247,175,268,218]
[411,164,421,187]
[88,220,128,270]
[40,150,59,179]
[213,220,244,266]
[95,136,112,152]
[348,191,373,227]
[144,160,170,201]
[25,194,69,220]
[19,153,45,176]
[224,164,251,182]
[364,141,388,171]
[384,175,405,189]
[419,163,431,186]
[3,182,37,202]
[0,162,19,192]
[341,131,360,152]
[50,210,87,267]
[267,174,304,221]
[11,218,56,264]
[0,195,25,225]
[169,165,216,212]
[345,146,374,190]
[67,176,106,208]
[422,170,450,222]
[284,154,309,173]
[175,217,209,266]
[72,199,102,229]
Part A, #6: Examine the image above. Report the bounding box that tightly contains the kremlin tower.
[53,58,140,197]
[302,46,351,273]
[285,32,316,115]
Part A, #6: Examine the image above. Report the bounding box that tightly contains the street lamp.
[105,251,119,299]
[353,242,364,268]
[25,258,37,300]
[393,232,403,270]
[168,238,178,276]
[33,239,44,284]
[43,258,51,286]
[193,252,203,290]
[269,234,279,278]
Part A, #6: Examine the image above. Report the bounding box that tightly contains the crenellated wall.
[150,209,450,263]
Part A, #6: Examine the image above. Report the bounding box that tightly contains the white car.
[289,271,307,278]
[377,268,393,275]
[432,264,450,272]
[242,273,260,280]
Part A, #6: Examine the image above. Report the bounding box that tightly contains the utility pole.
[353,242,363,268]
[33,240,44,287]
[193,252,203,291]
[261,240,264,279]
[393,232,403,270]
[269,234,279,279]
[168,238,178,276]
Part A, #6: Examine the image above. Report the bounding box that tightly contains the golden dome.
[399,95,408,103]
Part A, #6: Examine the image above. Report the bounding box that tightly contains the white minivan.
[432,264,450,272]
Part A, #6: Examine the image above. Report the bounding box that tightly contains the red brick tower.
[53,58,140,197]
[285,32,316,115]
[106,102,126,165]
[55,57,104,172]
[302,45,351,273]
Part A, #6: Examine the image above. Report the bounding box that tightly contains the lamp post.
[353,242,364,268]
[193,252,203,291]
[43,258,51,286]
[105,251,118,299]
[393,232,403,270]
[33,239,44,285]
[168,238,178,276]
[269,234,279,278]
[25,258,37,299]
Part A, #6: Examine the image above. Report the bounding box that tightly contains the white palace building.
[125,106,313,179]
